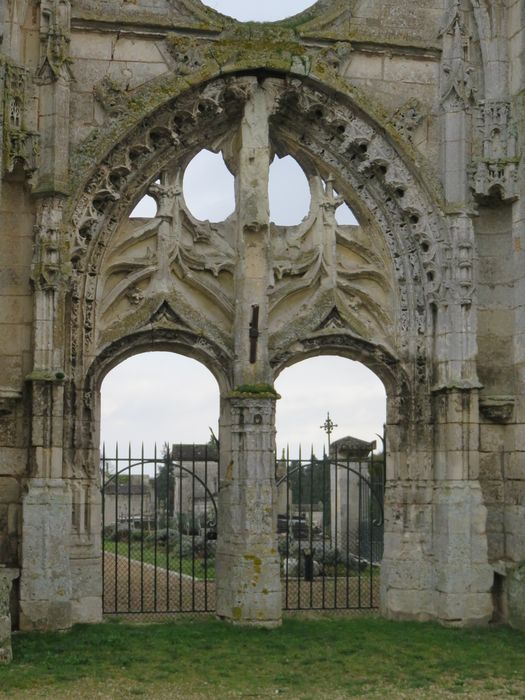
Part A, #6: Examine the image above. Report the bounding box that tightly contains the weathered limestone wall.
[507,0,525,630]
[0,177,34,576]
[0,0,524,634]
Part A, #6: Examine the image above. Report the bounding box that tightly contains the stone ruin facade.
[0,0,524,641]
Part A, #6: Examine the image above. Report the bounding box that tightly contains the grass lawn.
[104,539,215,580]
[1,616,525,699]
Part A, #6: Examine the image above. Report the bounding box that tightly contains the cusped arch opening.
[201,0,316,22]
[269,155,311,226]
[183,149,235,223]
[130,194,157,218]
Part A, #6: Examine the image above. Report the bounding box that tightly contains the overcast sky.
[201,0,316,22]
[102,149,386,457]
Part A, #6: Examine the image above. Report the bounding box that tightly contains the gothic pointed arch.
[66,76,449,360]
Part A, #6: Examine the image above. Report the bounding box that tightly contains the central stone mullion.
[233,82,272,385]
[216,83,282,627]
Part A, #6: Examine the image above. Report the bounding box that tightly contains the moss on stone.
[25,370,66,383]
[229,384,280,399]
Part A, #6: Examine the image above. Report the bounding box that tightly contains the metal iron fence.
[276,448,385,611]
[101,443,218,618]
[101,442,385,618]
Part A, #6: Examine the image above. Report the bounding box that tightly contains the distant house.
[170,444,219,523]
[103,475,153,526]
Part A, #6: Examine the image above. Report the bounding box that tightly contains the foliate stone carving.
[2,62,39,176]
[479,396,515,424]
[389,99,424,143]
[270,77,446,347]
[93,76,129,117]
[69,76,448,386]
[31,197,70,291]
[165,35,210,75]
[36,0,74,84]
[125,285,145,306]
[98,167,236,328]
[470,101,520,202]
[71,78,252,263]
[314,42,352,74]
[269,170,393,344]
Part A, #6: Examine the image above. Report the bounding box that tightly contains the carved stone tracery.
[66,76,448,398]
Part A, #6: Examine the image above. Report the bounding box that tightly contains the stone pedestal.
[380,480,436,621]
[0,567,19,664]
[216,396,281,627]
[433,481,493,625]
[19,479,72,630]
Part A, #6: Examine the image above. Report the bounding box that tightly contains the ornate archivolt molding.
[66,75,450,400]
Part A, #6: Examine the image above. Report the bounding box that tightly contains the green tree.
[155,443,175,518]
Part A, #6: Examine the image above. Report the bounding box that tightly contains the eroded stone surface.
[0,0,524,631]
[0,568,19,664]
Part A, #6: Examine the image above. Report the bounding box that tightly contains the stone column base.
[20,479,72,631]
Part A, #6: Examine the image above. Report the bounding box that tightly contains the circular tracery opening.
[201,0,316,22]
[183,149,235,222]
[269,155,311,226]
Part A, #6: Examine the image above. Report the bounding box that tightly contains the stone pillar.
[20,379,72,631]
[432,389,493,625]
[381,480,436,621]
[216,396,281,627]
[215,80,282,626]
[19,478,72,630]
[0,567,18,664]
[380,387,437,621]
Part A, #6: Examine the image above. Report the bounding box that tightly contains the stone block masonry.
[0,0,524,633]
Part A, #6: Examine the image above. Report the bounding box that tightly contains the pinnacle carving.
[470,101,520,202]
[2,62,39,177]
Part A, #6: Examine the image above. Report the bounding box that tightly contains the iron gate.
[101,442,385,617]
[276,448,385,611]
[101,443,218,618]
